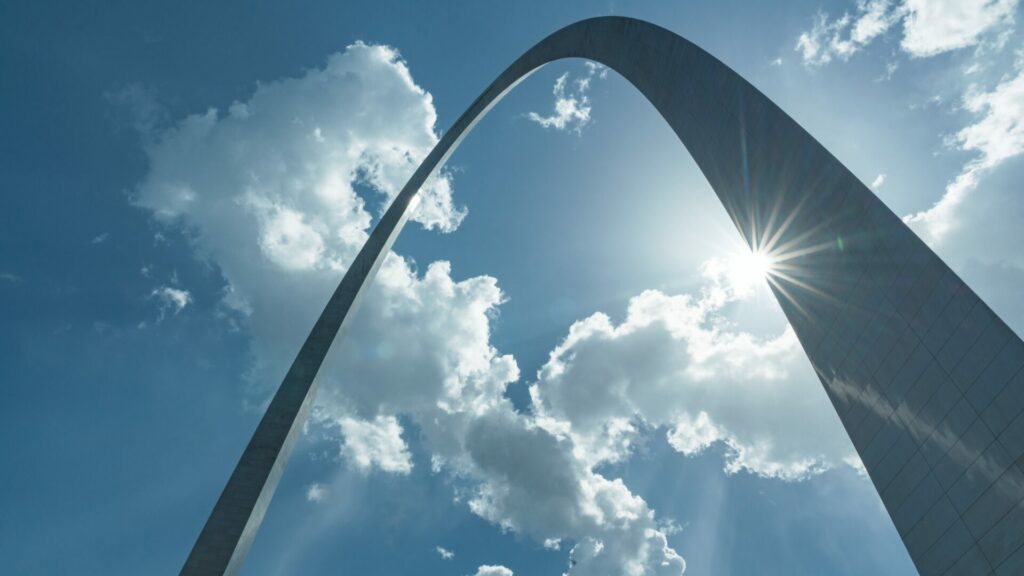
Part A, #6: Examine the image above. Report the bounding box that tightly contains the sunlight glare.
[725,247,776,295]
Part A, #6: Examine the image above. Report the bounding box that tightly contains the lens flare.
[723,247,777,295]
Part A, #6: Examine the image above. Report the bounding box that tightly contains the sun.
[744,249,775,279]
[724,247,777,295]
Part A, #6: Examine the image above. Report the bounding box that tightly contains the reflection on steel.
[181,16,1024,576]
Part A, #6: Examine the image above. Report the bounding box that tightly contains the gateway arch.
[181,16,1024,576]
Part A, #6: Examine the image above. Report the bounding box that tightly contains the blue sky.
[3,1,1024,574]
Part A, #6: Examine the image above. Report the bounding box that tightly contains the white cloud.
[151,285,191,317]
[796,0,1018,65]
[135,40,475,395]
[901,0,1018,57]
[797,1,898,66]
[254,205,325,271]
[770,57,784,67]
[458,409,685,575]
[309,266,683,574]
[852,0,897,43]
[844,454,870,478]
[0,272,22,283]
[959,65,1024,165]
[871,173,887,188]
[471,566,513,576]
[876,60,900,81]
[91,232,109,244]
[336,415,413,474]
[134,39,494,455]
[529,262,857,481]
[795,1,1022,253]
[527,63,606,133]
[905,64,1024,242]
[135,42,685,574]
[136,41,464,244]
[666,412,722,455]
[306,483,326,503]
[436,546,454,560]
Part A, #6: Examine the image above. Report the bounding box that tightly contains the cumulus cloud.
[905,62,1024,242]
[870,173,886,188]
[136,41,464,240]
[336,414,413,474]
[458,409,685,575]
[135,41,474,390]
[471,566,513,576]
[135,41,683,575]
[527,63,607,133]
[796,0,1018,65]
[436,546,454,560]
[318,323,683,573]
[900,0,1018,57]
[529,259,857,481]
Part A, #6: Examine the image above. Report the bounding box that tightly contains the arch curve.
[183,17,1024,576]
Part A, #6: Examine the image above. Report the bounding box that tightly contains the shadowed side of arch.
[182,16,1024,576]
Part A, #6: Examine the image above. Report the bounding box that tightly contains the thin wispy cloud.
[151,285,192,321]
[906,61,1024,242]
[796,0,897,66]
[526,62,607,134]
[796,0,1019,66]
[306,483,326,503]
[875,60,899,81]
[105,83,169,142]
[797,0,1023,245]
